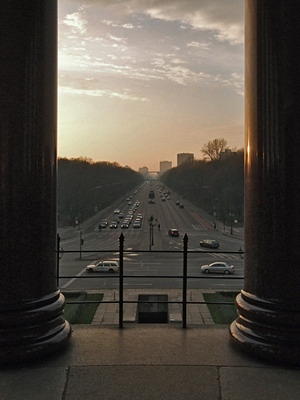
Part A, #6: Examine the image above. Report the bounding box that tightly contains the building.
[177,153,194,166]
[159,161,172,175]
[138,166,149,176]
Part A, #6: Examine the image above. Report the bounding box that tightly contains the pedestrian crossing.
[189,248,242,260]
[208,253,242,260]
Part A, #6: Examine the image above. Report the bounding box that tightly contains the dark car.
[200,239,219,249]
[168,229,179,237]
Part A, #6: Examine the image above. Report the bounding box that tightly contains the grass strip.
[63,292,104,324]
[203,291,238,324]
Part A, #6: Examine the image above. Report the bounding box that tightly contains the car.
[121,222,129,229]
[99,221,108,228]
[201,262,235,275]
[200,239,220,249]
[118,213,124,219]
[168,229,179,237]
[133,221,141,228]
[110,222,118,229]
[86,260,119,273]
[114,209,120,214]
[175,200,180,205]
[179,204,184,208]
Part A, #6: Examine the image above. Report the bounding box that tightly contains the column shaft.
[230,0,300,365]
[0,1,71,364]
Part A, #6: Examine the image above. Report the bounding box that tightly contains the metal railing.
[57,233,244,328]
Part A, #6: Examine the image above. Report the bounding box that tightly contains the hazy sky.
[58,0,244,171]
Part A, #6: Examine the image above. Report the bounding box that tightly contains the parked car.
[86,260,119,273]
[110,222,118,229]
[201,262,235,275]
[200,239,219,249]
[168,229,179,237]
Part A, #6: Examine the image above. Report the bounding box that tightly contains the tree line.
[160,147,244,225]
[57,157,143,226]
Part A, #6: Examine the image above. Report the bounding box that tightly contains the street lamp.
[229,213,234,235]
[148,215,157,251]
[213,211,216,229]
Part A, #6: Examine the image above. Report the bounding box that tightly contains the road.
[58,181,244,291]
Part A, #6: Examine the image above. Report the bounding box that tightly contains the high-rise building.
[160,161,172,175]
[138,166,149,176]
[177,153,194,166]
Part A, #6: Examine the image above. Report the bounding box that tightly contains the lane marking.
[61,267,86,289]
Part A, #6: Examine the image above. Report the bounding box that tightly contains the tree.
[201,138,229,161]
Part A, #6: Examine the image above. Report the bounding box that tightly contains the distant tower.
[160,161,172,175]
[177,153,194,166]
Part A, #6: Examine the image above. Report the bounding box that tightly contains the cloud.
[144,1,244,45]
[122,23,135,29]
[91,0,244,45]
[62,1,244,45]
[187,41,210,50]
[214,72,244,96]
[62,5,89,35]
[59,85,149,102]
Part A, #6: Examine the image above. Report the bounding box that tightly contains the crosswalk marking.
[208,253,241,260]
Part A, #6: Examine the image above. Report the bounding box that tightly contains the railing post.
[182,233,188,328]
[119,233,124,328]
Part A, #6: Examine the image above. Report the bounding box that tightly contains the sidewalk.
[91,288,214,326]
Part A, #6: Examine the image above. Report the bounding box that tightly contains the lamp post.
[148,215,157,251]
[213,211,216,229]
[229,213,234,235]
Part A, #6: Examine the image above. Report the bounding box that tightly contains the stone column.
[230,1,300,365]
[0,1,71,364]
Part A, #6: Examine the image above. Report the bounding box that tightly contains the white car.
[86,260,119,273]
[201,262,235,275]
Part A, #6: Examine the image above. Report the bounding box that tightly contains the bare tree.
[201,138,229,161]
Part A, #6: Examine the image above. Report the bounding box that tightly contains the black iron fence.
[57,233,244,328]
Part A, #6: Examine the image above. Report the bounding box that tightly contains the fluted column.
[230,1,300,365]
[0,1,71,364]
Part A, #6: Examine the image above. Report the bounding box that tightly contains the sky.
[58,0,244,171]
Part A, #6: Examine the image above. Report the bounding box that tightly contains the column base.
[230,290,300,366]
[0,291,71,365]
